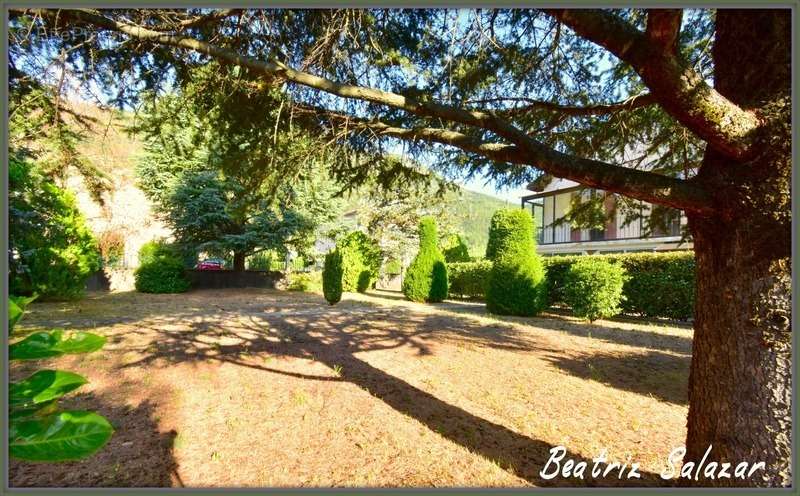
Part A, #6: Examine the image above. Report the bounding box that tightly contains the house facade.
[520,179,691,255]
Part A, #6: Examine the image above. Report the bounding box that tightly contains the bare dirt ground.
[9,288,692,488]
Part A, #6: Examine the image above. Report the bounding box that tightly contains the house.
[520,179,691,256]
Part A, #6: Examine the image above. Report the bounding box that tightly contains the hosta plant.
[8,295,113,462]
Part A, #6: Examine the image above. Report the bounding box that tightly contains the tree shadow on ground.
[9,389,180,487]
[405,298,693,355]
[543,350,690,405]
[112,306,671,487]
[284,324,670,487]
[19,289,690,487]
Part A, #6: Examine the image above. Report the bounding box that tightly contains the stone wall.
[186,270,284,289]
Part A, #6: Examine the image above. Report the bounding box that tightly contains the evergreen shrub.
[485,209,547,316]
[402,217,448,302]
[322,249,344,305]
[562,257,627,322]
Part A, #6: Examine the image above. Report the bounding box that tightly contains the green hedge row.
[447,251,695,320]
[448,260,492,299]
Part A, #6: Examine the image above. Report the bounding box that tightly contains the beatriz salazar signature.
[540,445,766,481]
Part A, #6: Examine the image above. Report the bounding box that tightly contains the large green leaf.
[9,330,106,360]
[10,370,88,408]
[9,295,37,330]
[9,299,23,330]
[10,411,114,462]
[9,400,59,421]
[11,294,37,309]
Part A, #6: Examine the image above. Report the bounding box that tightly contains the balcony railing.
[536,222,682,245]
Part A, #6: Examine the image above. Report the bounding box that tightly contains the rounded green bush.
[322,250,344,305]
[485,209,547,316]
[134,258,190,293]
[563,257,627,322]
[402,217,448,302]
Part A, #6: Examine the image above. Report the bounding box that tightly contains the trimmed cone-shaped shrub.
[563,257,627,322]
[443,234,471,262]
[485,212,504,261]
[338,231,381,293]
[485,209,546,316]
[402,216,448,302]
[322,249,344,305]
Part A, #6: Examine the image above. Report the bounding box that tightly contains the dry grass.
[9,289,692,488]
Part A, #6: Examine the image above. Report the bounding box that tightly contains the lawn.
[9,289,692,487]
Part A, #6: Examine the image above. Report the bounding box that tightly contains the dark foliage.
[322,250,344,304]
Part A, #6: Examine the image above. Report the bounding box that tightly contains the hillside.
[59,100,170,283]
[450,189,513,257]
[64,100,512,261]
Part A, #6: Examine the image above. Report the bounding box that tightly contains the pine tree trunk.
[686,213,791,486]
[683,9,791,487]
[233,251,246,272]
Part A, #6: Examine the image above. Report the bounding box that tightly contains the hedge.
[447,250,695,320]
[545,251,695,320]
[134,258,190,293]
[448,260,492,299]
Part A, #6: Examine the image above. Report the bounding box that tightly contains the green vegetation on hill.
[447,189,512,257]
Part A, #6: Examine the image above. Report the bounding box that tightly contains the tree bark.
[233,251,246,272]
[684,9,792,487]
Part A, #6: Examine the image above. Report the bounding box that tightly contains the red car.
[196,258,225,270]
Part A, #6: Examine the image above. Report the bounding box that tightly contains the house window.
[668,212,682,236]
[650,207,682,237]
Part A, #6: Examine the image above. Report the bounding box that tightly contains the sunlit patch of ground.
[10,288,691,487]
